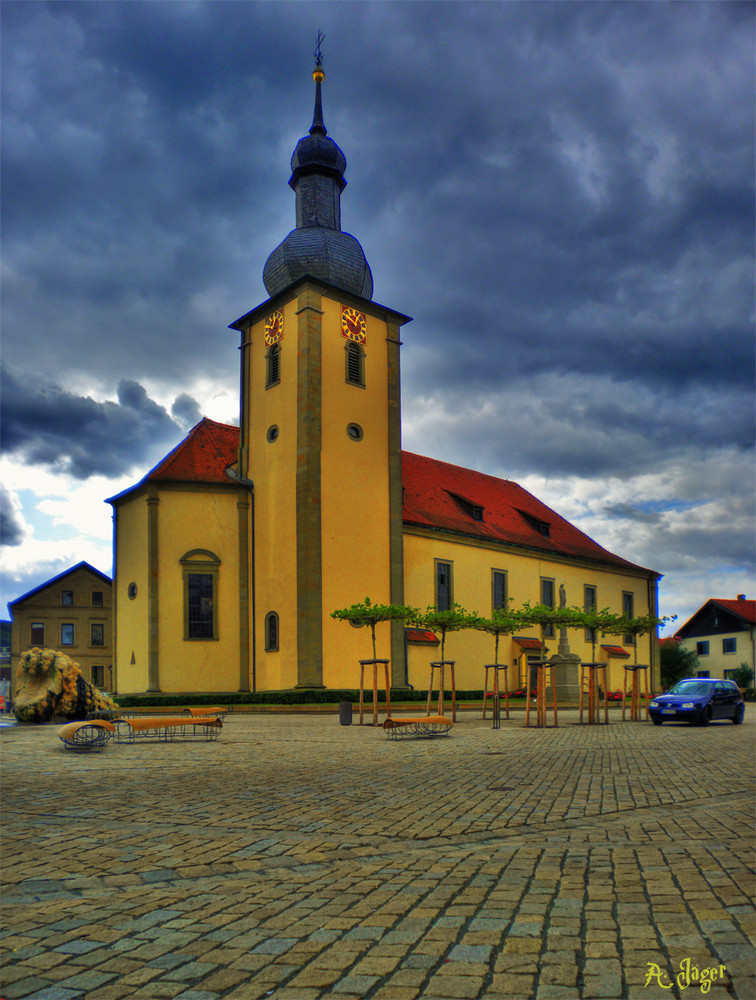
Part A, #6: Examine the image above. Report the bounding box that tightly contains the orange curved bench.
[382,715,453,739]
[59,720,115,752]
[183,706,227,718]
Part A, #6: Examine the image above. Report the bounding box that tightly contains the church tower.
[230,50,411,690]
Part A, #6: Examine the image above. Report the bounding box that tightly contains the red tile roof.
[147,418,239,484]
[601,644,631,658]
[513,637,543,649]
[401,451,656,575]
[107,418,239,503]
[405,628,439,644]
[710,599,756,624]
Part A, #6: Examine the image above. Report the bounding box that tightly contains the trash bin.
[339,701,353,726]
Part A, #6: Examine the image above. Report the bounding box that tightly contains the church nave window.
[265,612,279,651]
[435,560,453,612]
[181,549,220,640]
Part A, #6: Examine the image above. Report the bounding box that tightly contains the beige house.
[676,597,756,680]
[8,561,113,696]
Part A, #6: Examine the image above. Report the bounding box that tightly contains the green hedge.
[114,688,489,708]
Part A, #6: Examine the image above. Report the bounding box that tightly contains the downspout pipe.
[227,467,256,694]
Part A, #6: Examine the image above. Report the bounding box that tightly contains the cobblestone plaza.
[2,710,754,999]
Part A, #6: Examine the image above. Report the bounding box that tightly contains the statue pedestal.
[547,653,582,703]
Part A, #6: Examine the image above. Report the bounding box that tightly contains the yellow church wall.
[319,301,394,686]
[246,298,300,691]
[403,528,656,693]
[153,488,242,692]
[113,495,149,694]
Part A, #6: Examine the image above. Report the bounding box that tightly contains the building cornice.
[402,523,661,580]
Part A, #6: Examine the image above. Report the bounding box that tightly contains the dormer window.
[517,509,551,537]
[448,492,484,522]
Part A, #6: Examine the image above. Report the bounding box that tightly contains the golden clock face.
[341,307,367,344]
[264,311,284,345]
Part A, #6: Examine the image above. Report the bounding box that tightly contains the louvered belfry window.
[266,343,280,388]
[345,341,365,386]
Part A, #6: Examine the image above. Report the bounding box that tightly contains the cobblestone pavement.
[1,710,754,1000]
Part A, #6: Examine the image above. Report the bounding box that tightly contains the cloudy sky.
[2,0,754,633]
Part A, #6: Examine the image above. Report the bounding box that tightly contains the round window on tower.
[127,582,137,600]
[267,425,279,443]
[346,423,363,441]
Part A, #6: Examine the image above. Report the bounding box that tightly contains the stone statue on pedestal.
[549,583,582,701]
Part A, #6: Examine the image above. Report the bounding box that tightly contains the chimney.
[737,594,746,601]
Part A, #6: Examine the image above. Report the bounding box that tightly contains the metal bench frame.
[112,717,222,743]
[382,715,453,739]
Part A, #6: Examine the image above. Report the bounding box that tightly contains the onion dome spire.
[263,34,373,300]
[310,32,326,137]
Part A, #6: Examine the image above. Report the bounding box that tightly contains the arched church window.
[266,343,281,388]
[345,340,365,387]
[265,612,279,651]
[180,549,220,640]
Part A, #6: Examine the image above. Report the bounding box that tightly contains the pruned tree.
[408,604,482,661]
[330,597,417,660]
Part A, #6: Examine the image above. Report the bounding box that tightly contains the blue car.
[649,678,745,726]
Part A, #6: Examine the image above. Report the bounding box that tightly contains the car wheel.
[699,707,712,727]
[733,704,745,725]
[652,717,663,726]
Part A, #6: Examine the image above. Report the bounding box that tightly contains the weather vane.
[314,29,325,68]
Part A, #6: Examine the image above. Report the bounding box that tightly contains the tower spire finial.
[310,29,326,137]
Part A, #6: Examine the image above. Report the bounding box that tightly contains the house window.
[91,624,104,646]
[92,665,104,687]
[30,623,45,645]
[492,570,507,613]
[584,585,597,643]
[622,592,634,645]
[265,612,279,651]
[92,591,104,607]
[345,341,365,387]
[61,623,74,646]
[265,342,281,388]
[696,641,709,656]
[697,670,710,678]
[61,590,73,606]
[722,638,737,654]
[180,549,220,640]
[541,578,555,637]
[435,560,453,612]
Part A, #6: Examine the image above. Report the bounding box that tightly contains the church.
[108,56,661,698]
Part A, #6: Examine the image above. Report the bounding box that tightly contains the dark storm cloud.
[0,367,200,479]
[0,485,25,547]
[2,1,752,398]
[172,393,203,429]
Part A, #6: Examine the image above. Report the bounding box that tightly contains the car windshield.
[668,681,711,696]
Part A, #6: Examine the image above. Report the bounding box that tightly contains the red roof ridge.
[710,598,756,623]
